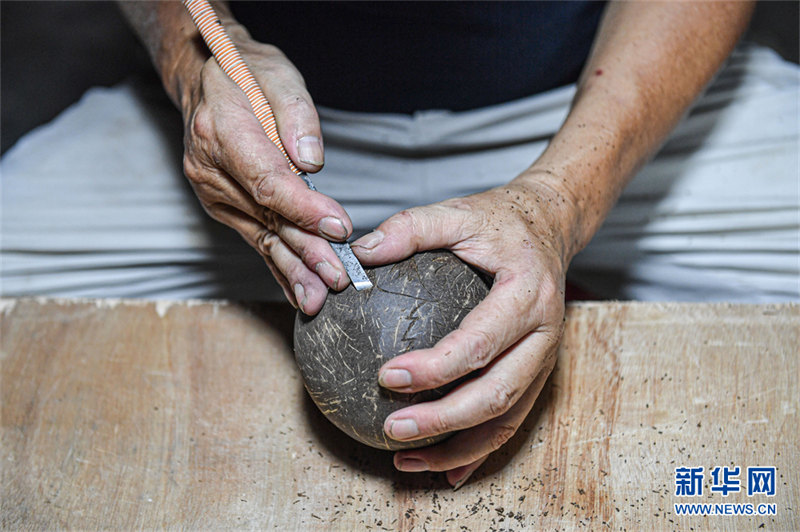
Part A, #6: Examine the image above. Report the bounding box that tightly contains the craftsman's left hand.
[352,178,572,488]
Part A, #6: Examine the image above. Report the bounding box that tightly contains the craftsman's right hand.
[181,40,351,314]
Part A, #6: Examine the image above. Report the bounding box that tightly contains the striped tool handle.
[183,0,372,290]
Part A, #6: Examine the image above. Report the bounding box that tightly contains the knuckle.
[291,243,312,265]
[288,199,319,229]
[285,260,316,288]
[392,209,419,232]
[385,208,429,249]
[281,92,315,118]
[257,230,280,257]
[463,329,496,370]
[189,104,214,142]
[252,174,277,206]
[182,157,222,201]
[256,43,283,57]
[541,277,566,308]
[428,409,451,437]
[265,58,307,88]
[441,196,474,216]
[441,197,484,231]
[258,184,316,230]
[182,154,203,183]
[252,56,310,103]
[490,423,518,451]
[486,378,516,417]
[299,240,328,267]
[256,55,290,78]
[261,207,280,231]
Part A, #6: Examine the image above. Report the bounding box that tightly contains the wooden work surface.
[1,298,797,530]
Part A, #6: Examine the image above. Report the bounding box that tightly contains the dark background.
[2,1,798,155]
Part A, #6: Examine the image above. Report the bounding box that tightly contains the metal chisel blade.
[299,173,372,291]
[330,242,373,290]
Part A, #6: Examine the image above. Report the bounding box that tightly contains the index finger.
[212,108,353,241]
[378,271,563,393]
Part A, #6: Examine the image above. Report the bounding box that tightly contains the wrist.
[515,112,637,261]
[512,135,627,263]
[121,0,252,115]
[504,171,585,265]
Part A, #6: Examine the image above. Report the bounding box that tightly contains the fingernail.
[297,136,324,166]
[315,261,342,290]
[318,217,348,240]
[352,230,384,250]
[452,470,475,491]
[388,418,419,440]
[397,458,428,472]
[293,283,307,313]
[379,369,412,388]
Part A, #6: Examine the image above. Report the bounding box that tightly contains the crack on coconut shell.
[293,249,490,451]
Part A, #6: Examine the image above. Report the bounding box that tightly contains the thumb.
[351,204,472,265]
[254,61,325,173]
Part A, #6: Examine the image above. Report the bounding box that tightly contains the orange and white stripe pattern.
[183,0,301,175]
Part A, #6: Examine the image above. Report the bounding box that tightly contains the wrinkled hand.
[181,39,351,313]
[352,179,572,488]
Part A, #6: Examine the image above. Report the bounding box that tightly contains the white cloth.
[1,44,798,301]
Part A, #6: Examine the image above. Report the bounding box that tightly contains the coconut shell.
[293,250,490,450]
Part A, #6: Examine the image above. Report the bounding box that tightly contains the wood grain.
[1,299,797,530]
